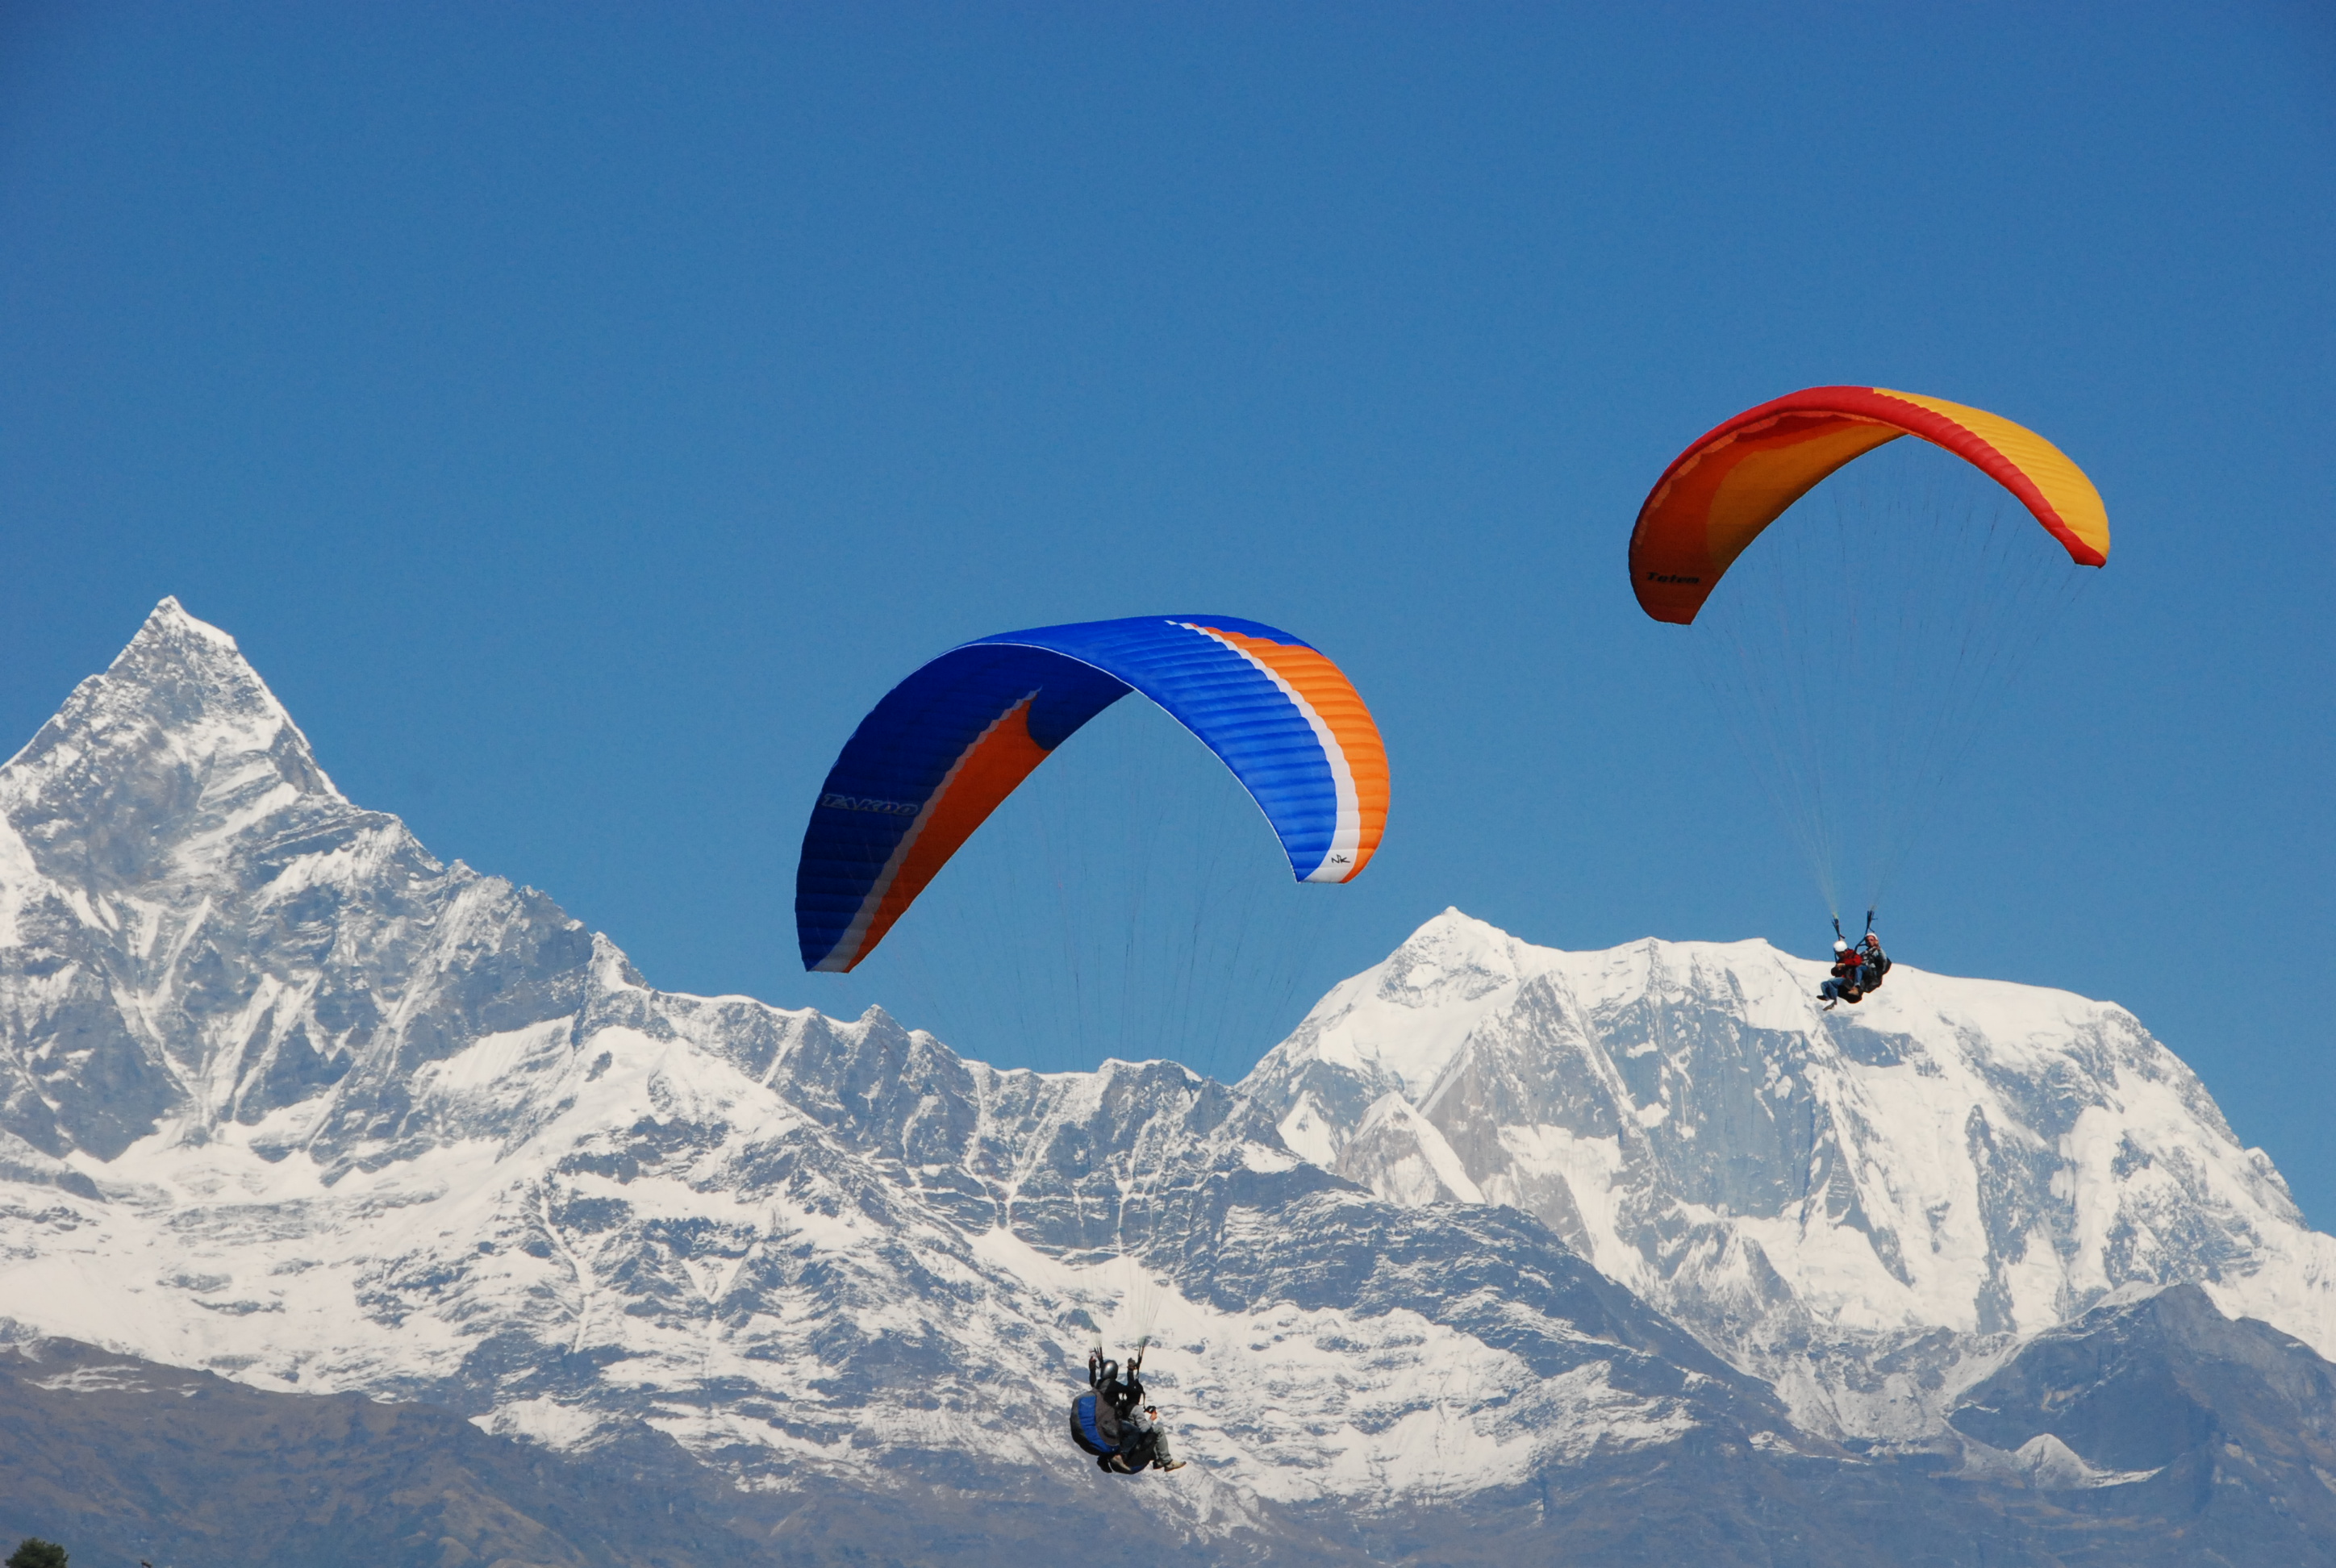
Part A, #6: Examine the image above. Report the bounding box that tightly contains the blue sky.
[2,6,2330,1212]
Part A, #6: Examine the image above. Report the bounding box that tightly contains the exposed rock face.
[1944,1283,2336,1562]
[2,600,2332,1565]
[1954,1282,2336,1468]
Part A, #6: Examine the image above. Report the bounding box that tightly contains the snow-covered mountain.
[1247,906,2336,1438]
[3,600,2331,1564]
[0,602,1795,1526]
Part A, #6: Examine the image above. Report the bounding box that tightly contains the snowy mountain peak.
[0,604,594,1161]
[4,596,338,806]
[1263,910,1815,1111]
[139,593,239,651]
[1242,915,2334,1439]
[1262,908,1526,1102]
[0,598,350,972]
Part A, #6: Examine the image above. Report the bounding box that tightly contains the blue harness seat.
[1068,1391,1119,1457]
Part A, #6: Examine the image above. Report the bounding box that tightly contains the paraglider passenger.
[1126,1403,1182,1471]
[1859,932,1889,990]
[1818,939,1867,1009]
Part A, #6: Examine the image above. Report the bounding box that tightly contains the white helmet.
[1833,938,1850,953]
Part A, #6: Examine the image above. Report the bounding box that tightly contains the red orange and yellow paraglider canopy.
[1629,386,2110,624]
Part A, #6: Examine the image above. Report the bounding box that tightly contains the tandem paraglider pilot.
[1069,1345,1185,1474]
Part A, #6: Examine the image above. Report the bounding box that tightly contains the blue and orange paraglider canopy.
[795,615,1388,974]
[1629,386,2111,625]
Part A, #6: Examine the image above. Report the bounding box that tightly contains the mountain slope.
[0,1337,777,1568]
[1946,1282,2336,1564]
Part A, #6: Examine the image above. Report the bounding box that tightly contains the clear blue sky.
[3,6,2330,1212]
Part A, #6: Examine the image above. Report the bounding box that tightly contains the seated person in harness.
[1819,938,1867,1009]
[1819,928,1892,1010]
[1069,1346,1185,1474]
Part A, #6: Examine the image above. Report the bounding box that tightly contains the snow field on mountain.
[17,1129,495,1393]
[967,1220,1619,1500]
[6,984,1702,1503]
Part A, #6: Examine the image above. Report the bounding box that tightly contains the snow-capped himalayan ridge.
[1249,909,2336,1437]
[0,599,2326,1521]
[0,599,1800,1522]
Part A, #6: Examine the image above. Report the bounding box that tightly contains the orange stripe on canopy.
[846,698,1052,968]
[1629,386,2110,625]
[1195,626,1389,880]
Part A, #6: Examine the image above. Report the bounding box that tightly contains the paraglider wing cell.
[1628,386,2111,624]
[795,615,1388,973]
